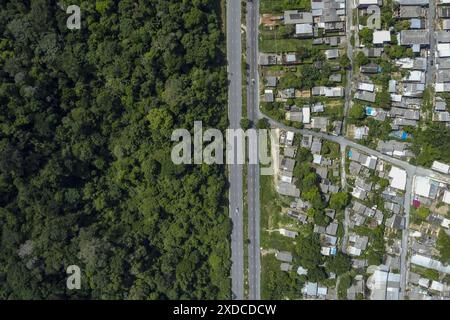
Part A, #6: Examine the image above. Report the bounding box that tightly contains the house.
[437,43,450,58]
[411,254,450,274]
[403,82,425,96]
[431,161,450,174]
[435,83,450,92]
[353,126,370,140]
[434,111,450,122]
[387,214,406,230]
[396,0,429,5]
[312,103,325,113]
[312,86,344,97]
[355,177,373,192]
[280,263,293,271]
[403,70,425,83]
[326,222,339,236]
[357,0,382,7]
[349,161,362,175]
[311,137,323,154]
[358,83,375,92]
[437,30,450,43]
[277,182,300,197]
[435,98,447,111]
[389,80,397,93]
[389,167,407,191]
[400,30,430,46]
[409,18,424,29]
[354,90,376,102]
[444,19,450,30]
[284,146,297,158]
[363,47,383,57]
[399,6,425,18]
[348,234,369,256]
[301,135,313,149]
[304,282,318,297]
[367,268,401,300]
[360,63,381,73]
[311,117,329,132]
[280,88,296,99]
[284,11,313,24]
[280,158,296,172]
[259,53,278,65]
[377,140,413,158]
[395,57,427,70]
[297,266,308,275]
[295,23,314,37]
[275,251,293,263]
[352,187,367,200]
[325,49,339,59]
[264,90,274,102]
[280,170,294,183]
[373,30,391,45]
[279,228,299,238]
[284,53,299,65]
[303,106,311,123]
[329,74,342,82]
[286,111,303,122]
[413,176,438,199]
[389,107,420,120]
[440,6,450,18]
[437,70,450,84]
[280,130,294,145]
[287,210,309,224]
[313,154,323,165]
[286,131,294,146]
[266,76,277,87]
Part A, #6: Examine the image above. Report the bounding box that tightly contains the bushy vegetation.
[0,0,230,299]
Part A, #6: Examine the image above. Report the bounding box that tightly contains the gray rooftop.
[284,11,313,24]
[400,30,430,46]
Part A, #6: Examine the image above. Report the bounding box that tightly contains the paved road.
[261,112,450,301]
[227,0,244,300]
[398,1,437,299]
[261,115,450,184]
[246,0,261,300]
[342,0,355,135]
[399,171,414,299]
[340,0,354,255]
[426,0,436,86]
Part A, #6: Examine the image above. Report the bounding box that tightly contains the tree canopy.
[0,0,230,299]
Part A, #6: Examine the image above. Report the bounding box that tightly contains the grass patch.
[261,0,311,14]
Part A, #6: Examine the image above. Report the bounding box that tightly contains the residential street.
[261,115,450,185]
[426,0,436,86]
[228,0,449,301]
[246,0,261,300]
[342,0,355,135]
[227,0,244,300]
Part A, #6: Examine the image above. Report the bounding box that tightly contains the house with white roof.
[389,167,407,191]
[358,82,375,92]
[431,161,450,174]
[373,31,391,45]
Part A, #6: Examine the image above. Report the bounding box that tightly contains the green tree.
[240,118,252,130]
[329,192,350,210]
[355,51,369,67]
[326,253,351,276]
[349,105,366,120]
[359,28,374,46]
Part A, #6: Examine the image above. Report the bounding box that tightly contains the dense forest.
[0,0,231,299]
